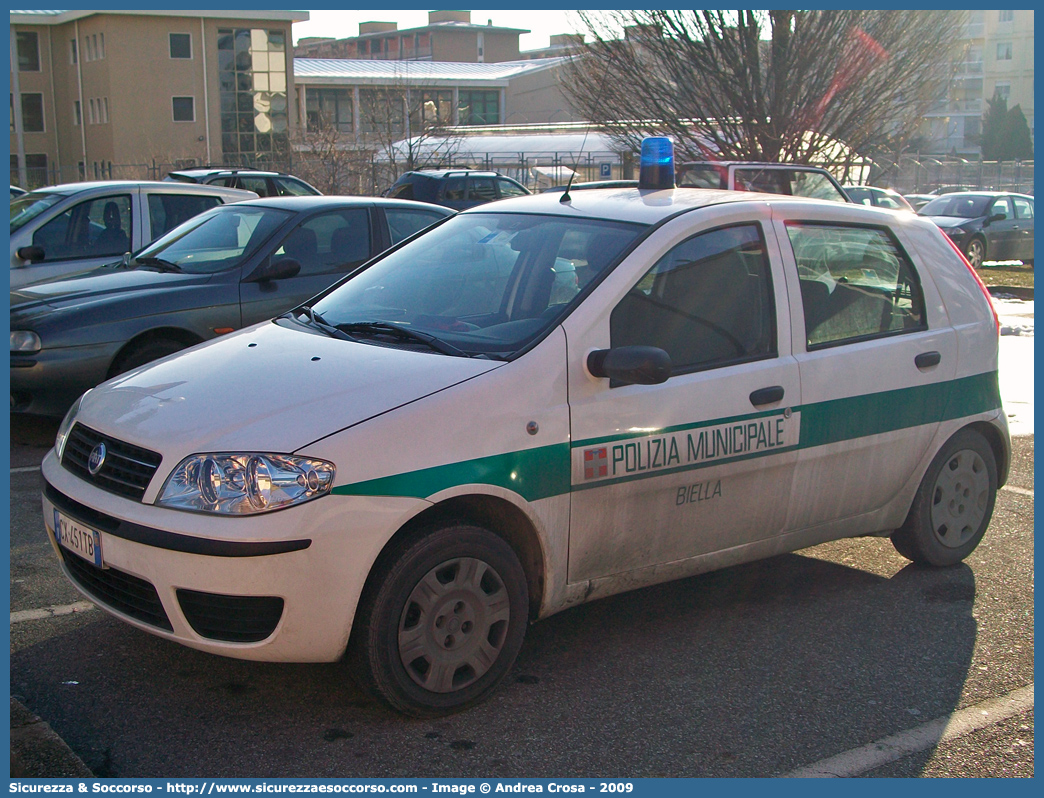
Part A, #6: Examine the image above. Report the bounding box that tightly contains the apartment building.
[295,10,526,64]
[9,9,308,188]
[924,9,1034,155]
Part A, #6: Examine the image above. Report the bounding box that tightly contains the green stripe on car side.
[331,443,572,502]
[330,371,1000,502]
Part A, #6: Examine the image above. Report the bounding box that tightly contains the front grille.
[177,590,284,643]
[59,547,172,631]
[62,424,162,501]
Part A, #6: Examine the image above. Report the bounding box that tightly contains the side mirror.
[247,257,301,283]
[587,346,672,386]
[985,212,1006,225]
[16,245,45,264]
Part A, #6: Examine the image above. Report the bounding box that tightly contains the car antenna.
[560,51,615,204]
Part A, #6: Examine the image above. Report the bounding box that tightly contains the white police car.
[42,139,1009,716]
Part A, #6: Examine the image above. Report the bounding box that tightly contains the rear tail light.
[941,229,1000,335]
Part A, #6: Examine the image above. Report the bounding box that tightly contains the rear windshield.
[311,212,647,358]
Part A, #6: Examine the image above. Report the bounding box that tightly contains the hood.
[921,215,980,228]
[76,320,503,458]
[11,266,211,313]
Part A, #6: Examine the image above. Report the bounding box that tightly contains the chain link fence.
[853,155,1034,194]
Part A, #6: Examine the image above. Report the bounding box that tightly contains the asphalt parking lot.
[8,433,1034,778]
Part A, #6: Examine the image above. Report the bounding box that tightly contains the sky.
[291,9,582,51]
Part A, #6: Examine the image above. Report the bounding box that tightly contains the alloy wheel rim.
[929,449,990,548]
[398,557,511,693]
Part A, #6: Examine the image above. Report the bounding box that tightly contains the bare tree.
[563,10,964,166]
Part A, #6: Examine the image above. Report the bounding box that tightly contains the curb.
[987,285,1034,300]
[10,698,93,778]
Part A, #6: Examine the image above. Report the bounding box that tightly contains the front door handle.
[915,351,942,369]
[749,385,785,406]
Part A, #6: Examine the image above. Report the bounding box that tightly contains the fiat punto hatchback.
[42,141,1009,717]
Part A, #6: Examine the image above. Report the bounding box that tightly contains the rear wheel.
[348,524,529,716]
[964,237,986,269]
[891,429,998,566]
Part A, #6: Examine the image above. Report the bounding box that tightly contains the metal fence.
[13,152,1034,197]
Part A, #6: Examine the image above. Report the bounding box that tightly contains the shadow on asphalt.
[11,551,977,777]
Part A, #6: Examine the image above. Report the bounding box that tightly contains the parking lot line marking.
[11,465,41,473]
[781,683,1034,777]
[1001,485,1034,497]
[11,601,95,624]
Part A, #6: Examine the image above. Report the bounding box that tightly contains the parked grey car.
[11,195,452,416]
[9,181,257,288]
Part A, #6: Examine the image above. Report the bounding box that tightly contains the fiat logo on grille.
[88,442,107,475]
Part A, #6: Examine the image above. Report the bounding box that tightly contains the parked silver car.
[9,181,256,288]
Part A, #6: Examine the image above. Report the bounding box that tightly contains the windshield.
[134,204,291,274]
[10,192,65,233]
[919,195,991,218]
[310,212,646,357]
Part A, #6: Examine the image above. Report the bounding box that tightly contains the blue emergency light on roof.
[638,137,675,190]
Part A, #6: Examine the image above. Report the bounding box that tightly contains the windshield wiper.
[336,321,474,358]
[293,305,356,342]
[135,256,183,273]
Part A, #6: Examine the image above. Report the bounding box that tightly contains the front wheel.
[964,237,986,269]
[891,429,998,566]
[348,524,529,716]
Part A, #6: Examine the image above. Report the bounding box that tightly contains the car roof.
[680,161,832,170]
[457,185,840,225]
[923,191,1031,200]
[27,180,255,196]
[403,169,507,179]
[230,195,456,213]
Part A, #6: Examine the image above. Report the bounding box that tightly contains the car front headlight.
[158,453,335,515]
[11,331,41,353]
[55,391,88,460]
[939,227,966,239]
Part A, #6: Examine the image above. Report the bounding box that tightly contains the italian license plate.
[53,510,104,568]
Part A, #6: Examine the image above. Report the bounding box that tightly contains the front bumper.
[41,450,427,662]
[11,342,120,416]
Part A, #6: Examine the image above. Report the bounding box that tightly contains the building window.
[996,42,1013,61]
[999,10,1014,22]
[458,90,500,125]
[99,33,105,59]
[21,93,45,132]
[994,83,1011,102]
[70,38,77,64]
[411,90,454,128]
[16,32,40,71]
[217,28,289,164]
[85,35,93,61]
[359,88,404,135]
[74,100,81,126]
[305,88,353,133]
[101,97,109,124]
[170,33,192,59]
[172,96,195,122]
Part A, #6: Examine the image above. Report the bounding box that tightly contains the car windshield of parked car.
[133,205,291,274]
[920,195,991,218]
[309,212,646,358]
[10,192,65,233]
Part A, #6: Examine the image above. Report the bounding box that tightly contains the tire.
[964,237,986,269]
[891,429,998,566]
[111,338,187,377]
[348,524,529,717]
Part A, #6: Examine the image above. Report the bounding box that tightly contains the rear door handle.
[915,351,941,369]
[749,386,785,406]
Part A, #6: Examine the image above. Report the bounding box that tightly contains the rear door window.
[273,208,372,276]
[441,178,466,202]
[496,178,528,198]
[785,223,927,349]
[467,178,497,203]
[386,208,446,245]
[235,176,272,197]
[148,193,223,238]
